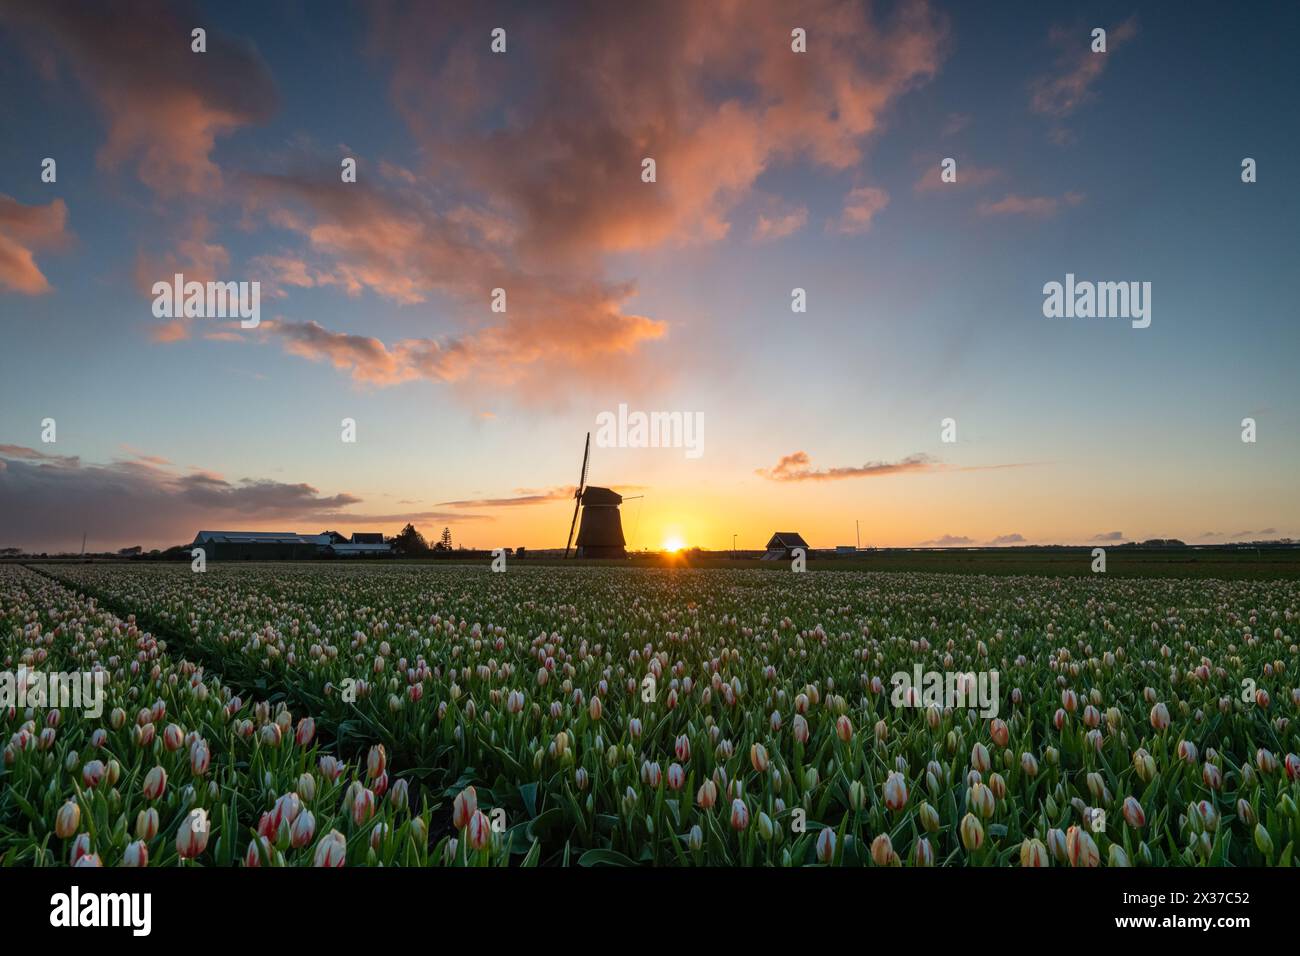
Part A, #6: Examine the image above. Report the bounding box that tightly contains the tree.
[391,523,428,554]
[440,527,453,551]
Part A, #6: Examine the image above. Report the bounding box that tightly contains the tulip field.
[3,561,1299,868]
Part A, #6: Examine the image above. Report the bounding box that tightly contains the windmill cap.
[580,486,622,506]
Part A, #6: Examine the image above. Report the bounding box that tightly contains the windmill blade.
[564,495,581,558]
[578,432,590,492]
[564,433,591,558]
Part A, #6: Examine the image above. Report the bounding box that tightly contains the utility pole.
[732,534,737,558]
[856,520,860,551]
[81,532,86,557]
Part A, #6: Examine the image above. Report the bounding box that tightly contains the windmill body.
[564,432,628,559]
[575,486,626,558]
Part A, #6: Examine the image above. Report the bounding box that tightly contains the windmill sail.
[564,433,590,558]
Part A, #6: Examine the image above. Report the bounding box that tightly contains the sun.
[662,536,685,553]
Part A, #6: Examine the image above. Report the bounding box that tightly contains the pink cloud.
[0,195,72,295]
[976,191,1084,217]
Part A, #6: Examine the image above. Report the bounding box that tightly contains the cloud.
[988,533,1026,545]
[833,186,890,235]
[2,0,278,197]
[757,451,939,482]
[370,0,947,261]
[976,191,1084,217]
[756,451,1031,482]
[1030,18,1138,141]
[913,162,1001,194]
[437,488,575,509]
[0,442,482,551]
[0,195,72,295]
[919,534,973,546]
[752,201,809,242]
[1091,531,1124,541]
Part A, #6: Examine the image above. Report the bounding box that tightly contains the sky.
[1,0,1297,553]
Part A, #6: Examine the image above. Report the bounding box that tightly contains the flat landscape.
[4,561,1298,867]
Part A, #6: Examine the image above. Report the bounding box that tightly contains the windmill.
[564,432,630,559]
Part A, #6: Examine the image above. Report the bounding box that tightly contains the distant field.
[505,548,1300,580]
[10,547,1300,579]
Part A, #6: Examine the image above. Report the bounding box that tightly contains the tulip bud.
[1254,823,1273,857]
[55,800,80,839]
[122,840,148,868]
[882,771,908,812]
[919,801,940,833]
[870,833,897,866]
[687,825,703,852]
[1122,795,1145,828]
[467,809,491,850]
[1019,838,1049,867]
[959,813,984,851]
[729,798,750,831]
[176,808,210,859]
[143,765,167,801]
[815,826,836,863]
[136,807,159,841]
[313,829,347,867]
[453,786,478,828]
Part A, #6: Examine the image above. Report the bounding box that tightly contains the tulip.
[792,714,809,745]
[729,798,750,831]
[1236,799,1255,827]
[1020,752,1038,777]
[245,836,271,867]
[163,723,184,752]
[1108,845,1130,867]
[467,809,492,850]
[453,786,478,828]
[176,809,210,859]
[142,765,167,801]
[667,763,685,791]
[1254,823,1273,857]
[687,825,703,852]
[313,829,347,867]
[871,833,898,866]
[816,827,836,863]
[136,807,159,841]
[289,811,317,848]
[749,742,769,774]
[82,759,106,789]
[970,742,990,774]
[295,717,316,747]
[882,771,908,811]
[836,715,853,742]
[1122,796,1146,828]
[55,799,81,839]
[988,718,1009,748]
[1286,753,1300,781]
[697,779,717,809]
[1065,826,1099,867]
[189,740,210,776]
[1020,838,1049,867]
[1149,702,1170,730]
[968,782,995,819]
[122,840,148,868]
[1202,762,1222,790]
[912,836,935,866]
[352,788,376,826]
[959,813,984,851]
[366,743,387,780]
[675,734,691,762]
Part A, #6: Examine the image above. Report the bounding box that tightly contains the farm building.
[192,531,332,562]
[192,530,392,561]
[329,532,392,557]
[762,532,809,560]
